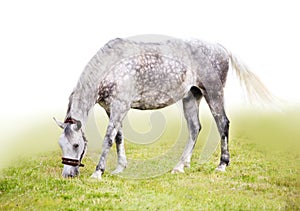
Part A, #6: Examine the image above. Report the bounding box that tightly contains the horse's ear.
[53,117,65,129]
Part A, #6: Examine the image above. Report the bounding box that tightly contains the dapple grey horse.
[55,37,271,179]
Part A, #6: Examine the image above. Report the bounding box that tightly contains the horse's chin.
[62,165,79,178]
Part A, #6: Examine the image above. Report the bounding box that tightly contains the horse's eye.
[73,144,79,149]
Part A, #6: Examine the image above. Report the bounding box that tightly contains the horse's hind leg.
[111,128,127,174]
[172,87,202,173]
[203,90,230,172]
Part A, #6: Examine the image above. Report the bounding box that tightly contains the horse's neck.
[64,50,108,124]
[66,78,99,126]
[64,38,135,124]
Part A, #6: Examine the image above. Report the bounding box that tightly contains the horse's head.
[54,117,87,177]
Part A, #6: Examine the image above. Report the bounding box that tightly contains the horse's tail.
[228,52,276,105]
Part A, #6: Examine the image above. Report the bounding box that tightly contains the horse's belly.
[131,76,191,110]
[131,90,183,110]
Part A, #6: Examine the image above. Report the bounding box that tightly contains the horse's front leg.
[91,100,129,179]
[90,122,117,179]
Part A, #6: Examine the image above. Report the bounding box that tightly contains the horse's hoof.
[111,166,125,175]
[171,167,185,174]
[215,164,226,172]
[90,170,102,179]
[184,162,191,168]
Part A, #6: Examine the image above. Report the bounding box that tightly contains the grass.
[0,107,300,210]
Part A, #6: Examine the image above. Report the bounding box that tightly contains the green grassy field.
[0,107,299,210]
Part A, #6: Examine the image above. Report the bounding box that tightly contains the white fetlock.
[90,170,102,179]
[216,163,226,172]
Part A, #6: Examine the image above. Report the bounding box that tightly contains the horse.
[54,37,272,179]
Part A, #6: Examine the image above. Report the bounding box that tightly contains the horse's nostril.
[73,144,79,148]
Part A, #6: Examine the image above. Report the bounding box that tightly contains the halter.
[64,117,78,124]
[61,117,87,168]
[62,157,85,167]
[61,137,87,167]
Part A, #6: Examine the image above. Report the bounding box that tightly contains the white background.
[0,0,299,136]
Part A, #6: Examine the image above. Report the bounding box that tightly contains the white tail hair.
[229,52,277,105]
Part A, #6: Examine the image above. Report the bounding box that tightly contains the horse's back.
[98,49,195,110]
[97,38,229,110]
